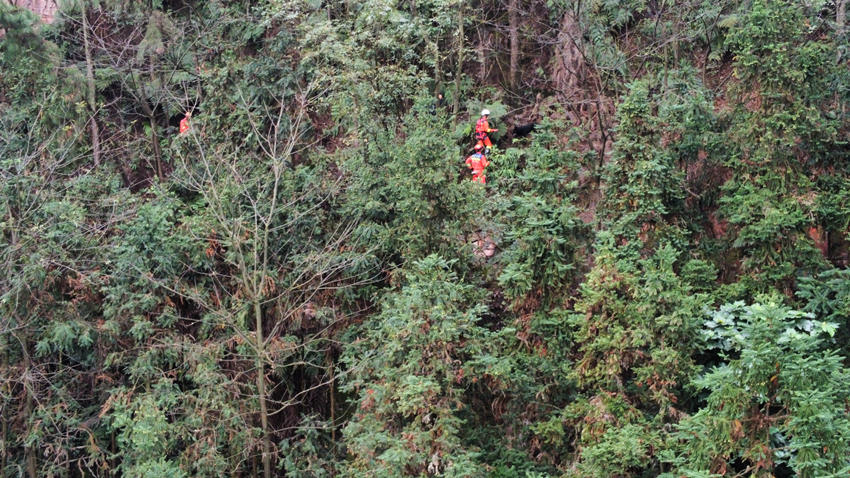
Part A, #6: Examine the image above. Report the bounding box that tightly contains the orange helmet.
[474,143,483,151]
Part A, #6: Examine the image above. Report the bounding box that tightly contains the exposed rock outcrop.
[10,0,58,24]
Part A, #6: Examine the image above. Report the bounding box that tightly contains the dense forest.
[2,0,850,476]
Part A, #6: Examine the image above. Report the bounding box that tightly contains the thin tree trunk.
[26,402,36,478]
[430,40,441,90]
[477,27,486,82]
[1,334,7,475]
[453,4,464,114]
[0,412,5,473]
[837,0,847,114]
[2,224,15,476]
[508,0,519,90]
[149,112,163,180]
[137,61,163,180]
[137,97,163,180]
[111,431,117,478]
[254,299,271,478]
[81,2,101,167]
[23,337,36,478]
[329,354,336,442]
[838,0,847,62]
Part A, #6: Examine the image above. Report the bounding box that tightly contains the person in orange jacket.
[465,143,490,184]
[179,110,192,135]
[475,109,497,152]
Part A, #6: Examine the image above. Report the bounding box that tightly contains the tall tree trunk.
[9,222,35,477]
[477,27,486,82]
[22,336,36,478]
[838,0,847,114]
[328,352,336,442]
[429,40,441,90]
[508,0,519,90]
[838,0,847,62]
[136,61,164,180]
[2,225,16,476]
[151,61,164,180]
[135,86,163,180]
[254,299,271,478]
[453,3,464,114]
[149,112,163,180]
[25,401,36,478]
[81,1,101,167]
[110,431,117,478]
[1,333,7,475]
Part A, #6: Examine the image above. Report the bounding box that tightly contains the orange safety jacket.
[465,152,489,172]
[475,117,495,140]
[179,116,190,134]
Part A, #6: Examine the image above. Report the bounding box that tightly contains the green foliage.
[340,255,498,476]
[279,416,340,477]
[496,192,585,302]
[797,268,850,358]
[815,174,850,231]
[110,387,181,476]
[726,0,834,109]
[601,79,688,249]
[668,302,850,477]
[571,238,704,402]
[3,0,850,476]
[715,0,842,293]
[0,4,83,156]
[719,174,825,288]
[343,98,481,265]
[488,120,590,309]
[547,236,707,475]
[578,423,662,477]
[0,4,55,81]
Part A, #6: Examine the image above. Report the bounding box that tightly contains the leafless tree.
[168,81,377,477]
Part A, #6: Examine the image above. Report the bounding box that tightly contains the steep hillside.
[2,1,850,477]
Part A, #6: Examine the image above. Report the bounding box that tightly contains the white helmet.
[481,109,490,116]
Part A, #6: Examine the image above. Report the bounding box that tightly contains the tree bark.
[1,334,7,475]
[329,355,336,442]
[133,60,164,180]
[150,61,164,179]
[453,3,464,114]
[22,336,36,478]
[838,0,847,62]
[134,73,163,180]
[508,0,519,90]
[254,299,271,478]
[477,27,486,82]
[150,113,163,179]
[141,104,163,180]
[431,39,441,89]
[81,2,101,167]
[837,0,847,114]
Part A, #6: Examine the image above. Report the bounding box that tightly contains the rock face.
[552,11,615,152]
[11,0,59,24]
